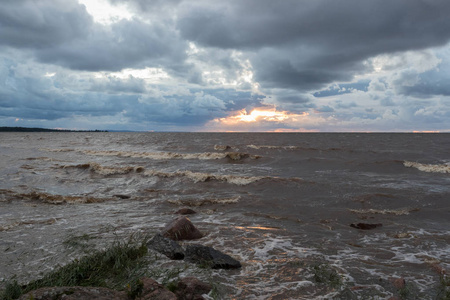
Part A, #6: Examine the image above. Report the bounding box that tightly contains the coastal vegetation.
[0,234,186,300]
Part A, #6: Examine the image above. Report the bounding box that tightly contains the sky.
[1,0,450,132]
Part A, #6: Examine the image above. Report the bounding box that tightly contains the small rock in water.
[175,208,197,215]
[389,277,406,289]
[350,223,382,230]
[161,216,203,241]
[175,277,212,300]
[113,194,131,199]
[185,244,241,269]
[147,233,185,260]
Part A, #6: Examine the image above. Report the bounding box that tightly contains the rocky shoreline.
[2,207,449,300]
[4,209,241,300]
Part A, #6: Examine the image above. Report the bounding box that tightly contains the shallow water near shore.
[1,132,449,299]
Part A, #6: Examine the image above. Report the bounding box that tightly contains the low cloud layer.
[1,0,450,131]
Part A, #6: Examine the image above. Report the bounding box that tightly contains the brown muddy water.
[0,132,449,299]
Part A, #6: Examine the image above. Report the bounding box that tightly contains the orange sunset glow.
[215,108,309,125]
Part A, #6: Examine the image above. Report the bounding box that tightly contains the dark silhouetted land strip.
[0,127,107,132]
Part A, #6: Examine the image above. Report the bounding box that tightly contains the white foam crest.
[13,191,111,204]
[81,150,259,161]
[62,162,144,175]
[403,161,450,173]
[213,144,231,151]
[349,208,416,215]
[42,148,74,152]
[0,218,58,231]
[89,162,144,175]
[247,145,298,150]
[144,169,267,185]
[167,196,240,207]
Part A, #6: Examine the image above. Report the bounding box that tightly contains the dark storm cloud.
[0,0,92,49]
[0,0,188,72]
[177,0,450,91]
[178,0,450,51]
[35,19,188,72]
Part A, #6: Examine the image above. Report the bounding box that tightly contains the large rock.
[161,217,203,241]
[185,244,241,269]
[175,277,212,300]
[137,277,177,300]
[19,286,127,300]
[147,233,185,260]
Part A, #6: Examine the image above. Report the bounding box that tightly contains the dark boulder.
[162,217,203,241]
[175,277,212,300]
[175,208,197,215]
[147,233,185,260]
[350,223,382,230]
[138,277,177,300]
[185,244,241,269]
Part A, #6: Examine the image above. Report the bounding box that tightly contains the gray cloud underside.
[177,0,450,91]
[0,0,187,72]
[3,0,450,91]
[0,56,264,125]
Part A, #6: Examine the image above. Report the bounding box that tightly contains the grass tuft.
[437,274,450,300]
[311,263,343,289]
[0,280,22,300]
[1,235,150,299]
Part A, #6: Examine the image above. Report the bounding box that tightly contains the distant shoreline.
[0,127,108,133]
[0,126,446,133]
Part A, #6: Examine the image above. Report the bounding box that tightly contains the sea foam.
[403,161,450,173]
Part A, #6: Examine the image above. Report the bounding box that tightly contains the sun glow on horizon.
[210,107,309,131]
[214,108,309,126]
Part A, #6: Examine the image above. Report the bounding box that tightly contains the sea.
[0,132,449,299]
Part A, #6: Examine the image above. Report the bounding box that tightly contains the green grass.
[1,235,149,300]
[0,232,227,300]
[0,281,22,300]
[311,263,343,289]
[437,274,450,300]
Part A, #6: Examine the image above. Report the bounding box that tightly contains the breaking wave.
[403,161,450,173]
[42,148,74,152]
[60,163,307,186]
[81,150,260,161]
[61,162,145,175]
[214,145,232,151]
[144,169,268,185]
[349,208,419,216]
[0,218,59,232]
[44,148,260,161]
[7,191,112,205]
[167,196,240,207]
[247,145,300,150]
